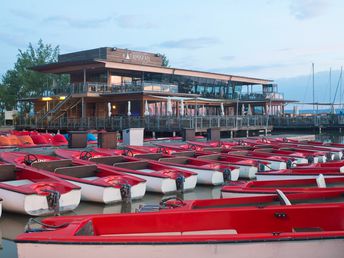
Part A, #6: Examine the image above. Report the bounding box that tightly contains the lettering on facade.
[122,50,151,64]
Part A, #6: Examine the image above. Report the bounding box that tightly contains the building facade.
[17,47,292,132]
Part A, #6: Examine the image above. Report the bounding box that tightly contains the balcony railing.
[239,92,284,101]
[15,115,271,132]
[50,81,179,96]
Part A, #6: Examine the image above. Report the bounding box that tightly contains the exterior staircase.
[38,95,81,123]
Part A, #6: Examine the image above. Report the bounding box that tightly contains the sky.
[0,0,344,102]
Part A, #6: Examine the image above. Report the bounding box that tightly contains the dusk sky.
[1,0,343,95]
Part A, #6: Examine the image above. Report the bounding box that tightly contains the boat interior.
[0,163,17,181]
[72,205,344,237]
[31,160,99,179]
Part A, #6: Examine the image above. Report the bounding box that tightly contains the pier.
[271,114,344,132]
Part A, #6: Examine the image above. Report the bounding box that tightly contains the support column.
[81,97,86,119]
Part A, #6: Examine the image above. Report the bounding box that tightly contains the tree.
[158,53,170,67]
[1,39,69,113]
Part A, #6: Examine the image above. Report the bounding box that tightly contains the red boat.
[256,166,344,181]
[221,176,344,198]
[55,149,197,194]
[1,152,146,203]
[137,190,344,212]
[16,204,344,258]
[0,160,81,216]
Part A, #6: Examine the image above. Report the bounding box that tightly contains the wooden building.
[18,47,292,131]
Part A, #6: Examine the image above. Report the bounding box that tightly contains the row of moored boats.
[2,135,344,257]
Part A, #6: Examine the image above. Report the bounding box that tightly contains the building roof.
[32,59,273,85]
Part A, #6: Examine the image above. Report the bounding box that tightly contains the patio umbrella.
[247,104,252,115]
[180,99,184,116]
[144,100,150,116]
[220,103,225,116]
[127,101,131,116]
[107,102,112,117]
[167,96,172,116]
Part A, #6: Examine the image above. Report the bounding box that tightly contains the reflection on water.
[0,185,221,258]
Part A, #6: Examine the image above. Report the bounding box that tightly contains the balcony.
[51,81,179,96]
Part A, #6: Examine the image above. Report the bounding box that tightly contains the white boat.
[0,161,81,216]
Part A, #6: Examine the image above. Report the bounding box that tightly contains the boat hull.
[17,238,344,258]
[0,188,81,216]
[169,165,224,185]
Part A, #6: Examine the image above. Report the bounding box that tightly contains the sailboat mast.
[329,68,332,103]
[312,63,315,114]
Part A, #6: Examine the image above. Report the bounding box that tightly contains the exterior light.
[59,96,66,100]
[112,105,116,109]
[42,97,52,101]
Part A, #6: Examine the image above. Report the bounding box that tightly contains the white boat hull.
[113,173,177,194]
[0,188,81,216]
[169,166,224,185]
[236,165,257,179]
[17,238,344,258]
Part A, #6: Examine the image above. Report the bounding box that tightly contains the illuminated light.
[42,97,52,101]
[112,105,116,109]
[59,96,66,100]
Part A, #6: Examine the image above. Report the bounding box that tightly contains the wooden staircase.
[38,95,81,123]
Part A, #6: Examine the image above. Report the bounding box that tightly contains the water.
[1,132,344,258]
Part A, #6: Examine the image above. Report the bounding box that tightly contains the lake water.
[1,132,343,258]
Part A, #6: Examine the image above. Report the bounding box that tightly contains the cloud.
[210,63,287,74]
[42,15,112,29]
[221,55,235,61]
[0,32,27,48]
[10,9,36,20]
[115,15,156,29]
[158,37,220,49]
[289,0,329,20]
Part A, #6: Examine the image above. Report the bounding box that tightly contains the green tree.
[1,39,69,113]
[158,53,170,67]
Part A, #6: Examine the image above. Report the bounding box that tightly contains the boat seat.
[114,161,149,170]
[54,164,97,178]
[159,157,189,164]
[202,147,222,152]
[292,227,323,232]
[197,154,221,161]
[89,156,124,166]
[173,151,196,157]
[134,153,164,160]
[0,164,16,181]
[32,160,73,172]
